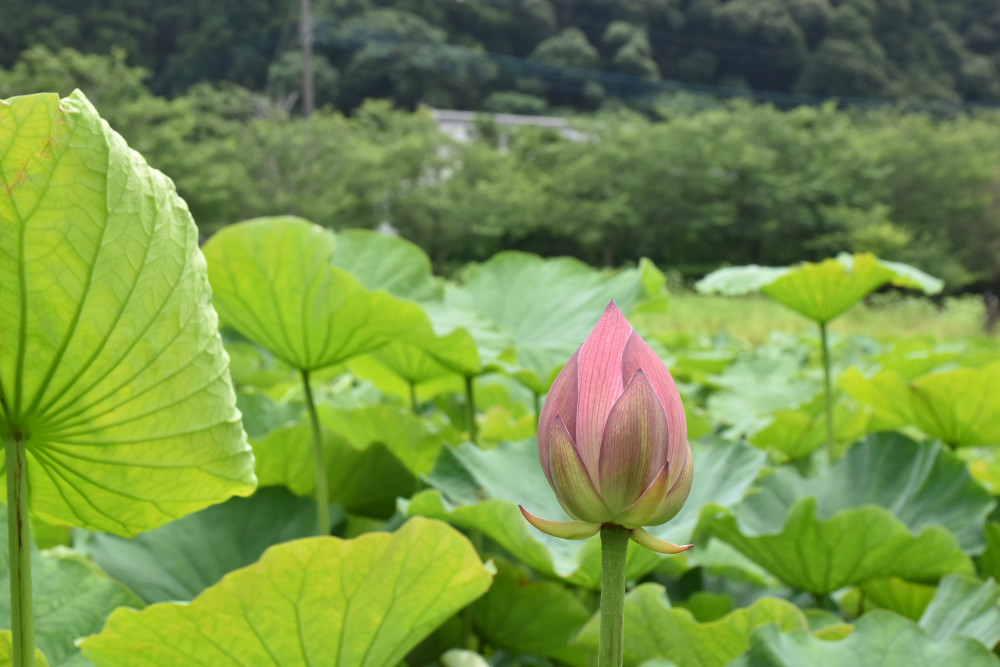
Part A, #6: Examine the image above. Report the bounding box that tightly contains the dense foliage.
[6,92,1000,666]
[4,46,1000,289]
[5,0,1000,109]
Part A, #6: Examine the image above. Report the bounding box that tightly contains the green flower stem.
[819,321,836,464]
[464,375,478,446]
[460,373,482,648]
[5,426,34,667]
[408,382,418,415]
[599,524,630,667]
[301,370,329,536]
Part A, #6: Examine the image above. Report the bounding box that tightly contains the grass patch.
[636,292,988,345]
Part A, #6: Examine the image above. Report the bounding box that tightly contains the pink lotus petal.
[537,349,579,486]
[597,370,667,514]
[575,301,633,476]
[621,330,686,474]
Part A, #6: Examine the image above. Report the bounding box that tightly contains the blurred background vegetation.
[4,0,1000,293]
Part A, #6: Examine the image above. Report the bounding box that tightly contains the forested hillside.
[5,0,1000,112]
[6,2,1000,291]
[4,45,999,289]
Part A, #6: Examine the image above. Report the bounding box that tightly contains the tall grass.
[636,293,987,345]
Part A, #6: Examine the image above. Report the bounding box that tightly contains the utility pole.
[300,0,315,116]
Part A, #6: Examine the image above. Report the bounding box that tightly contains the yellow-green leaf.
[203,217,430,372]
[697,253,942,324]
[81,518,493,667]
[574,583,808,667]
[0,632,46,667]
[0,91,255,535]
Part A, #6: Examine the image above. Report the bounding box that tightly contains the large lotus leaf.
[252,420,415,518]
[364,344,456,386]
[978,522,1000,581]
[761,254,940,323]
[870,340,963,380]
[843,364,1000,447]
[223,339,297,390]
[640,436,767,554]
[355,301,513,383]
[747,410,829,462]
[860,577,936,621]
[708,499,972,595]
[0,633,47,667]
[406,436,766,587]
[478,405,537,445]
[574,584,808,667]
[84,486,316,604]
[424,297,512,370]
[749,399,870,462]
[706,434,990,593]
[839,368,915,431]
[472,563,590,664]
[677,592,736,623]
[81,518,493,667]
[964,448,1000,494]
[303,224,501,378]
[375,323,485,380]
[676,538,779,591]
[329,229,442,302]
[346,354,464,404]
[908,363,1000,447]
[697,253,942,323]
[919,575,1000,649]
[404,441,606,586]
[235,388,301,440]
[731,611,1000,667]
[0,91,255,534]
[694,266,792,297]
[202,216,431,372]
[453,251,657,392]
[316,403,444,476]
[243,379,443,477]
[633,258,672,313]
[0,510,141,666]
[705,341,820,435]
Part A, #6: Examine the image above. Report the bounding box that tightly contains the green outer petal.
[644,449,694,526]
[629,527,692,555]
[598,369,665,513]
[549,417,612,523]
[614,463,671,527]
[519,505,601,540]
[0,91,255,535]
[537,350,579,487]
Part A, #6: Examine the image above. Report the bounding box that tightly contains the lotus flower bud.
[519,302,694,553]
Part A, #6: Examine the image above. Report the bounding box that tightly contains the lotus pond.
[4,91,1000,667]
